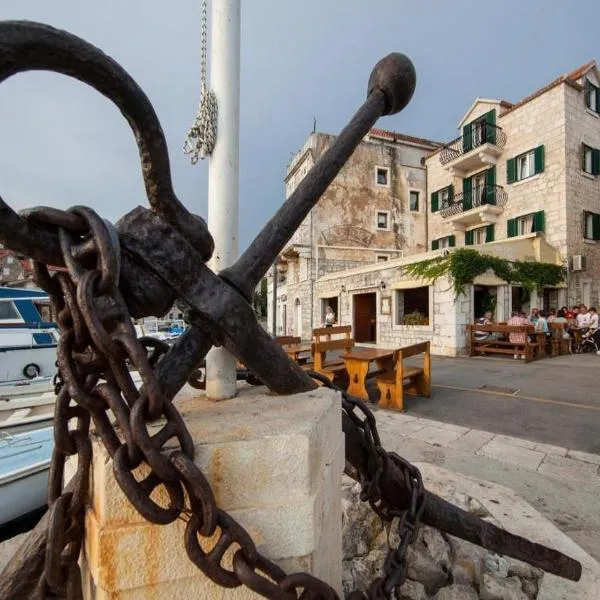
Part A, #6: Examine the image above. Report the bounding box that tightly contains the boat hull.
[0,344,57,383]
[0,427,53,526]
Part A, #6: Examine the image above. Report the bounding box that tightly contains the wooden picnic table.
[283,343,312,362]
[343,348,396,401]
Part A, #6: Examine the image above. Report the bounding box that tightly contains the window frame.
[376,254,389,263]
[409,190,420,212]
[585,78,600,113]
[375,166,390,187]
[394,286,432,328]
[0,300,22,321]
[583,210,600,241]
[516,150,535,181]
[375,210,391,231]
[583,144,594,174]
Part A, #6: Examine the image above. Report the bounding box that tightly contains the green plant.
[404,248,565,297]
[402,311,429,326]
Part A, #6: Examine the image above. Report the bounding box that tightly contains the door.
[353,293,377,343]
[295,299,302,338]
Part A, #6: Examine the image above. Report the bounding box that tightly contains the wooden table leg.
[345,359,370,400]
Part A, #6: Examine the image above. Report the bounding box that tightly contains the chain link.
[26,206,346,600]
[306,372,425,599]
[183,0,218,162]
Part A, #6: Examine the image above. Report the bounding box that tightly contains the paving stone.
[538,454,599,481]
[476,440,544,471]
[410,426,466,447]
[567,449,600,466]
[533,442,567,457]
[449,429,495,453]
[492,435,538,450]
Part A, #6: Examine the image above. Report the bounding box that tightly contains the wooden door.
[353,293,377,343]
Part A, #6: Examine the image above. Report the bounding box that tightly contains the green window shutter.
[596,84,600,113]
[431,191,439,212]
[448,184,454,200]
[593,148,600,175]
[507,218,516,238]
[432,239,439,251]
[465,230,474,246]
[507,157,516,184]
[582,144,588,171]
[485,109,497,144]
[463,122,472,152]
[463,176,473,210]
[486,224,495,243]
[585,79,592,108]
[448,235,456,247]
[484,167,496,204]
[593,213,600,240]
[534,145,545,174]
[532,210,545,233]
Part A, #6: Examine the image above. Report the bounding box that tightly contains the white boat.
[0,381,56,429]
[0,287,59,384]
[0,426,53,526]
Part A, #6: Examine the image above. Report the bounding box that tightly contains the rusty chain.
[308,373,424,599]
[26,204,424,600]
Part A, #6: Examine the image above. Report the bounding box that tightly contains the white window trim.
[391,285,434,332]
[510,173,540,188]
[583,145,594,175]
[408,189,420,212]
[375,166,390,187]
[375,210,391,231]
[516,150,535,181]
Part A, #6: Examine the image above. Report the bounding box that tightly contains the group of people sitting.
[474,304,599,359]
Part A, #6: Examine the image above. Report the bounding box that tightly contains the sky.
[1,0,599,252]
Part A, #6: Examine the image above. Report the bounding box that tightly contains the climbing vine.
[404,248,565,297]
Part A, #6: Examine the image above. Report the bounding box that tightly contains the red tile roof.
[368,128,443,148]
[501,60,595,115]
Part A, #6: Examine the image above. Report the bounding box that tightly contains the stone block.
[71,384,344,598]
[537,454,599,481]
[450,429,495,453]
[476,439,544,471]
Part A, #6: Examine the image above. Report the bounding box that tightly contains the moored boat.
[0,287,58,385]
[0,426,53,526]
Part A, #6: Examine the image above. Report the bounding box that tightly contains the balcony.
[440,184,508,229]
[439,124,506,175]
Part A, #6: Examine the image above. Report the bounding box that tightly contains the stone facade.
[426,61,600,308]
[270,129,441,337]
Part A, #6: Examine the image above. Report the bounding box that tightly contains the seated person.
[582,307,599,339]
[507,311,529,359]
[473,311,493,342]
[535,310,550,336]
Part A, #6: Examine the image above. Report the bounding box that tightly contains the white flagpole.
[205,0,241,399]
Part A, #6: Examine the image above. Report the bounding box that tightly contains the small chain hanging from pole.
[183,0,218,163]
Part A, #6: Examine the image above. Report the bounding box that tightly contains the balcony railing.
[440,184,508,218]
[439,124,507,166]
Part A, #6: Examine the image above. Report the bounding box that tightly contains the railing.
[439,123,507,165]
[440,184,508,218]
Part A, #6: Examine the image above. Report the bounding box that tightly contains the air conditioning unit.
[571,255,586,271]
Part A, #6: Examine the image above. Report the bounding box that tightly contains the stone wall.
[426,85,568,252]
[564,77,600,307]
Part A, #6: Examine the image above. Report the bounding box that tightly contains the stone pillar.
[71,384,343,599]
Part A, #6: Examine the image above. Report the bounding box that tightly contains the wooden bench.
[549,323,571,356]
[375,342,431,412]
[310,328,355,382]
[466,324,540,362]
[274,335,301,346]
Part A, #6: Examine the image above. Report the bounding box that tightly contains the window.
[517,151,535,180]
[375,167,389,186]
[376,211,390,230]
[431,235,455,250]
[409,191,419,211]
[584,211,600,240]
[0,300,20,320]
[430,185,453,212]
[506,146,544,183]
[507,211,544,237]
[465,225,494,246]
[376,255,389,263]
[6,256,14,265]
[582,144,600,175]
[395,286,430,326]
[585,79,600,113]
[2,267,9,276]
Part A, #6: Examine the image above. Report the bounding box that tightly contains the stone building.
[425,60,600,312]
[0,243,34,287]
[269,129,442,338]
